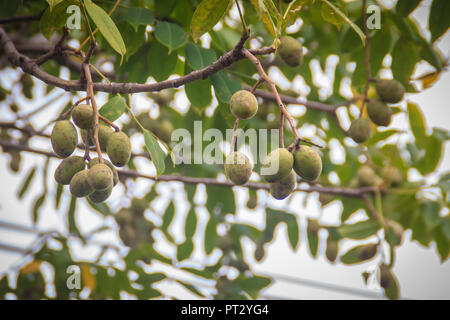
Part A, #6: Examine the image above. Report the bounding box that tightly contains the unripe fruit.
[261,148,294,182]
[72,104,94,129]
[115,208,133,226]
[375,79,405,104]
[319,193,334,206]
[88,158,118,186]
[21,74,33,99]
[367,100,392,126]
[70,170,94,197]
[88,163,113,191]
[357,243,378,261]
[246,192,257,209]
[293,146,322,181]
[106,132,131,167]
[51,120,78,158]
[270,170,296,200]
[230,90,258,120]
[357,166,377,187]
[119,224,136,247]
[349,118,372,143]
[326,237,338,263]
[88,185,113,203]
[216,236,234,252]
[379,264,393,289]
[224,152,252,185]
[98,124,114,152]
[54,156,85,185]
[381,166,403,187]
[278,36,303,67]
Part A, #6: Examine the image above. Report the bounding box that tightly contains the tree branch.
[0,26,274,94]
[0,138,379,198]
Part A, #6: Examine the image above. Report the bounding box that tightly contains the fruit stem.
[234,0,248,36]
[82,43,103,164]
[230,118,240,153]
[99,114,120,132]
[360,0,372,118]
[84,129,91,161]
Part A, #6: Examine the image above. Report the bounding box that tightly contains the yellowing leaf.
[190,0,232,42]
[415,71,441,90]
[20,260,42,275]
[81,264,96,291]
[250,0,277,37]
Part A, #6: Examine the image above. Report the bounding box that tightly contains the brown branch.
[82,43,103,163]
[83,130,91,161]
[34,28,69,66]
[362,193,386,226]
[360,0,372,116]
[0,138,379,198]
[0,10,44,24]
[242,49,300,140]
[231,118,240,152]
[60,97,89,120]
[0,26,274,94]
[99,115,120,132]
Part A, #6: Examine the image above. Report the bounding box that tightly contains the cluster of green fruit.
[115,198,155,247]
[349,79,405,143]
[356,165,403,188]
[224,90,322,200]
[51,103,131,202]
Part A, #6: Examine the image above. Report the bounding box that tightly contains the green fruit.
[326,237,338,263]
[357,243,378,260]
[379,264,393,289]
[230,90,258,120]
[88,157,119,186]
[51,120,78,158]
[261,148,294,182]
[224,152,252,185]
[367,100,392,126]
[216,236,234,252]
[106,131,131,167]
[70,170,94,197]
[88,185,113,203]
[72,104,94,129]
[88,163,113,191]
[349,118,372,143]
[357,166,378,187]
[319,193,334,206]
[246,192,257,209]
[381,166,403,187]
[278,36,303,67]
[375,79,405,104]
[98,124,114,152]
[293,145,322,181]
[130,198,148,214]
[270,170,296,200]
[54,156,85,185]
[119,224,136,247]
[115,208,133,226]
[21,74,33,99]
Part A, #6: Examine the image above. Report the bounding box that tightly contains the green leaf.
[429,0,450,42]
[122,7,154,31]
[263,0,282,24]
[417,133,443,175]
[185,208,197,239]
[285,214,300,250]
[210,71,242,103]
[204,216,218,255]
[396,0,422,17]
[84,0,126,59]
[176,240,194,262]
[185,43,217,70]
[340,244,378,265]
[86,199,111,216]
[99,96,125,122]
[407,102,427,147]
[322,0,365,45]
[190,0,232,42]
[338,220,381,240]
[435,225,450,262]
[184,64,212,108]
[67,195,82,238]
[249,0,276,37]
[55,183,63,209]
[17,166,36,199]
[154,21,188,53]
[46,0,63,11]
[176,280,205,297]
[235,275,271,299]
[307,229,319,258]
[384,273,399,300]
[391,38,420,87]
[40,0,78,40]
[144,130,166,177]
[32,194,46,224]
[161,202,175,242]
[148,40,178,82]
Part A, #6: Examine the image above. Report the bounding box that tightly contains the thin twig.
[84,129,91,161]
[360,0,372,117]
[60,96,89,120]
[231,118,240,153]
[99,115,120,132]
